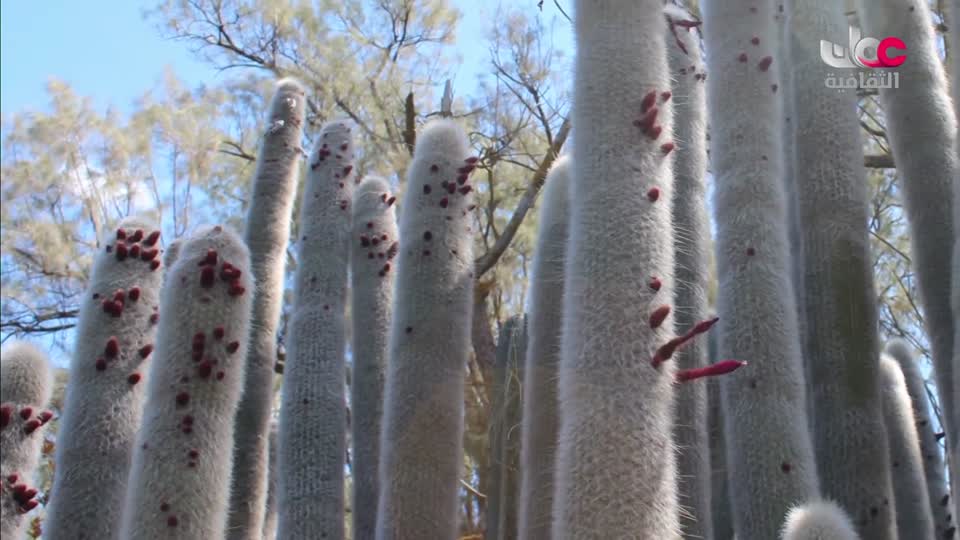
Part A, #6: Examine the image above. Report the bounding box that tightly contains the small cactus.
[45,216,164,539]
[263,424,278,540]
[518,155,570,540]
[349,175,398,540]
[229,77,307,539]
[780,500,861,540]
[119,224,253,539]
[487,316,526,540]
[884,339,953,538]
[376,118,476,539]
[0,342,53,538]
[878,353,934,538]
[277,118,357,539]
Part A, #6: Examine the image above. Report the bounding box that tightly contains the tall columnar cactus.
[349,175,397,540]
[228,78,307,539]
[45,216,164,539]
[552,1,680,537]
[951,0,960,519]
[518,155,570,540]
[788,1,895,536]
[664,6,712,538]
[119,224,253,538]
[878,353,934,538]
[702,1,821,538]
[487,316,526,540]
[277,119,356,540]
[780,500,861,540]
[884,339,954,538]
[856,0,960,491]
[375,118,476,539]
[0,342,52,538]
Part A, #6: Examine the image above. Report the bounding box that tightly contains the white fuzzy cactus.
[45,216,164,539]
[780,500,861,540]
[229,77,307,539]
[349,175,398,540]
[375,118,476,540]
[119,224,253,539]
[552,0,682,537]
[665,5,712,538]
[518,155,570,540]
[703,1,821,538]
[884,339,953,538]
[856,0,960,495]
[0,342,52,538]
[277,118,357,540]
[879,354,934,538]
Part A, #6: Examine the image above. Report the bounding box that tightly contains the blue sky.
[1,0,571,114]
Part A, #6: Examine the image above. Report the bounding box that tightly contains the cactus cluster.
[15,2,960,539]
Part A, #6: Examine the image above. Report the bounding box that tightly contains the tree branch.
[474,117,571,277]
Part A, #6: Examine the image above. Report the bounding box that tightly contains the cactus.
[349,175,397,540]
[0,342,53,538]
[487,316,526,540]
[228,77,307,539]
[277,119,356,540]
[951,0,960,525]
[856,0,960,490]
[375,118,476,539]
[884,339,954,538]
[518,155,570,540]
[551,0,683,536]
[664,6,713,538]
[263,424,278,540]
[780,500,861,540]
[702,1,821,538]
[45,216,164,539]
[119,224,253,539]
[788,1,896,536]
[877,353,934,538]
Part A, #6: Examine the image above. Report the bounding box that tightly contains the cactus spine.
[884,339,954,538]
[665,6,712,538]
[119,224,253,539]
[780,500,861,540]
[277,119,356,540]
[553,1,680,537]
[375,118,476,539]
[349,175,397,540]
[0,342,52,538]
[228,78,306,539]
[518,155,570,540]
[878,353,934,538]
[702,1,821,538]
[45,216,164,539]
[487,316,526,540]
[856,0,960,493]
